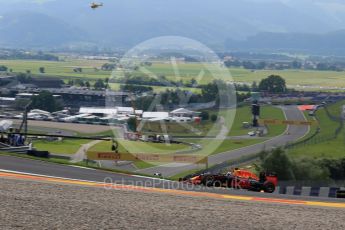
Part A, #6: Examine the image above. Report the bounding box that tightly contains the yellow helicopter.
[90,2,103,9]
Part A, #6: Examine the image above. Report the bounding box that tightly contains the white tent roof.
[116,107,134,113]
[79,107,118,115]
[170,108,197,114]
[142,112,169,119]
[30,109,51,115]
[0,120,13,132]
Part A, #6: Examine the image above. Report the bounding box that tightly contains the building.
[31,78,64,88]
[79,107,143,116]
[0,76,15,86]
[79,107,118,116]
[142,112,169,120]
[170,108,199,118]
[29,88,130,109]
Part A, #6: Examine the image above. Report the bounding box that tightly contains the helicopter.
[90,2,103,9]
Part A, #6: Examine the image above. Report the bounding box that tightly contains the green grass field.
[287,101,345,159]
[140,105,285,138]
[33,139,90,155]
[0,59,110,79]
[2,59,345,89]
[141,62,345,88]
[186,138,267,156]
[220,105,286,137]
[89,140,188,154]
[89,140,190,169]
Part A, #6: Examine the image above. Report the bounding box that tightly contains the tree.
[201,79,234,106]
[292,60,302,69]
[73,67,83,73]
[0,65,8,72]
[260,148,294,180]
[127,117,137,132]
[31,91,62,112]
[75,79,85,87]
[320,158,345,180]
[67,80,74,86]
[201,81,219,102]
[120,84,153,93]
[242,61,256,69]
[251,81,258,91]
[200,111,209,121]
[292,158,329,181]
[211,114,218,122]
[16,73,32,83]
[190,78,198,87]
[258,75,286,93]
[101,63,116,71]
[94,79,105,89]
[39,67,45,73]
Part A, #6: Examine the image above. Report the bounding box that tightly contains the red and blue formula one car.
[180,169,277,193]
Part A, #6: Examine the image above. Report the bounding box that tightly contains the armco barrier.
[337,190,345,198]
[277,186,345,198]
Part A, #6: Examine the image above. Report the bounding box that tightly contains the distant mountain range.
[0,0,345,54]
[225,30,345,55]
[0,12,85,48]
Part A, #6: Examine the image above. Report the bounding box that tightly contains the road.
[11,119,112,134]
[0,154,340,203]
[137,106,309,177]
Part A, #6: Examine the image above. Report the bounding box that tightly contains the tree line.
[134,79,249,111]
[0,50,58,61]
[257,148,345,181]
[224,59,345,71]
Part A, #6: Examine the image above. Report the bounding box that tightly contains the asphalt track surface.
[138,106,309,176]
[11,119,112,134]
[0,155,343,204]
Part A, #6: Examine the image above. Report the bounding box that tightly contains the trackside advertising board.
[259,119,318,126]
[87,151,208,164]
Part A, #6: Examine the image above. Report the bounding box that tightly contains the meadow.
[287,100,345,159]
[2,59,345,89]
[33,139,90,155]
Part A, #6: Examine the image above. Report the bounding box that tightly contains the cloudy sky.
[1,0,345,49]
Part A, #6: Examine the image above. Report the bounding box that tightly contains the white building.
[79,106,143,116]
[142,112,169,120]
[79,107,118,116]
[170,108,199,118]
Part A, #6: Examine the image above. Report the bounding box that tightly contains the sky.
[0,0,345,9]
[1,0,345,49]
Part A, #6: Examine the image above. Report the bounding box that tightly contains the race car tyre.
[263,182,275,193]
[203,176,215,187]
[213,180,222,187]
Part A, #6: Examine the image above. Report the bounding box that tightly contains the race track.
[11,120,112,134]
[138,106,309,177]
[0,155,342,203]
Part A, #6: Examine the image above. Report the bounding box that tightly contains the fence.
[286,103,344,150]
